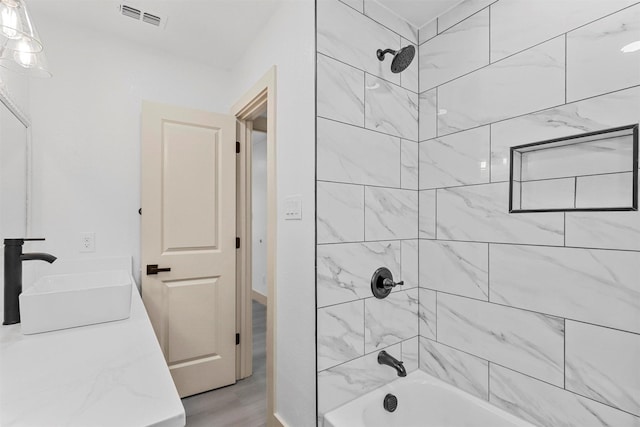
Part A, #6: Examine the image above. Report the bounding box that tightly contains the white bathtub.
[323,370,535,427]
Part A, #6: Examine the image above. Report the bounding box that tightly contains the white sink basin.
[19,270,132,334]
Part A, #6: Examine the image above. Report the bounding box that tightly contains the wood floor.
[182,301,267,427]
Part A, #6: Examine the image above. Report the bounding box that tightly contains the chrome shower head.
[376,45,415,73]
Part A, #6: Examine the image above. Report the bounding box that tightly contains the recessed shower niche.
[509,124,639,213]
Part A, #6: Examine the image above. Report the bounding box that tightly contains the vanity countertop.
[0,259,185,427]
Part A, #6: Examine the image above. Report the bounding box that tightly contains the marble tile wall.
[316,0,420,418]
[418,1,640,426]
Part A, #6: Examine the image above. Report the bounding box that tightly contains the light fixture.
[0,0,42,53]
[0,0,50,77]
[0,43,50,77]
[621,40,640,53]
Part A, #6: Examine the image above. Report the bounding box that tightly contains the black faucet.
[3,238,57,325]
[378,350,407,377]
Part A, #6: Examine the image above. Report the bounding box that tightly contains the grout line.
[488,5,492,64]
[437,1,499,36]
[363,185,366,240]
[317,179,417,191]
[420,83,640,139]
[416,289,640,337]
[318,51,416,95]
[573,177,578,209]
[487,243,491,301]
[318,115,418,143]
[563,318,566,389]
[434,189,438,239]
[362,69,366,129]
[435,291,438,341]
[317,236,640,253]
[565,33,568,104]
[428,337,640,418]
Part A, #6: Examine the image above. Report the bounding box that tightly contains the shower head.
[376,45,415,73]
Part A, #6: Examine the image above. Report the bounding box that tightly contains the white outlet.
[80,232,95,252]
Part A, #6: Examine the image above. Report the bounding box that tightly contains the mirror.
[0,101,29,241]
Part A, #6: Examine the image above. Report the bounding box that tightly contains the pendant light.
[0,0,42,53]
[0,0,51,77]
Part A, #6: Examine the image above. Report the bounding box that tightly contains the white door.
[141,101,236,398]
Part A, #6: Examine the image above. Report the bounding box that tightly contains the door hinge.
[236,141,240,154]
[236,237,240,249]
[236,333,240,345]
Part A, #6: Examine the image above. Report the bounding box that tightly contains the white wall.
[251,130,267,298]
[27,2,316,425]
[229,1,316,425]
[28,15,236,283]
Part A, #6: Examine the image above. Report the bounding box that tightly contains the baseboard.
[273,413,287,427]
[252,289,267,305]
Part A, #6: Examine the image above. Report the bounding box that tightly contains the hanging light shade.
[0,0,42,53]
[0,43,51,77]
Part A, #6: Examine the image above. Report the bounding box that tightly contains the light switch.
[284,195,302,220]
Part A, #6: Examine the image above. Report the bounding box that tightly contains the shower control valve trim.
[371,267,403,299]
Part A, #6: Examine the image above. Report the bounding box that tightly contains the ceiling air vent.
[142,12,162,27]
[120,5,141,20]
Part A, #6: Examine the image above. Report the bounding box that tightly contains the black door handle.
[146,264,171,275]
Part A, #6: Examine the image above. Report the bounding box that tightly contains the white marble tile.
[318,0,401,85]
[490,244,640,334]
[317,117,401,187]
[339,0,363,13]
[318,343,402,414]
[437,182,565,245]
[419,9,489,91]
[419,190,436,239]
[491,87,640,182]
[364,288,419,352]
[518,177,575,210]
[576,172,634,208]
[318,300,365,371]
[519,135,634,181]
[419,19,438,45]
[567,4,640,102]
[365,187,418,240]
[419,337,489,400]
[438,36,565,136]
[490,364,640,427]
[418,288,436,339]
[318,181,364,244]
[438,0,496,34]
[490,0,637,62]
[401,336,419,373]
[365,75,419,141]
[419,126,490,189]
[566,210,640,251]
[400,38,419,93]
[317,241,401,307]
[438,293,565,385]
[419,240,488,301]
[364,0,418,43]
[400,239,419,289]
[317,54,365,126]
[400,140,419,189]
[419,88,437,142]
[566,321,640,417]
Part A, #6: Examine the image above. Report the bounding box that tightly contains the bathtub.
[323,370,535,427]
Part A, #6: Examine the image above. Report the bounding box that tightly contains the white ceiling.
[375,0,464,28]
[27,0,282,70]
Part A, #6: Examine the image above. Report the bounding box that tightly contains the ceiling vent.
[142,13,161,27]
[119,4,167,29]
[120,5,141,20]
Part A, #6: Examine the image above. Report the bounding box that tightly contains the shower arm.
[376,48,397,61]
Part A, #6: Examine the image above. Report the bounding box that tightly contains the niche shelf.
[509,124,638,213]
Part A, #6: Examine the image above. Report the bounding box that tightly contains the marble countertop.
[0,257,185,427]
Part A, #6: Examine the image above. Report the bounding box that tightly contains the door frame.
[231,66,282,427]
